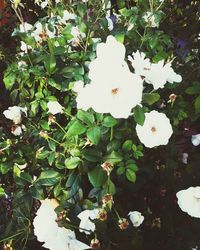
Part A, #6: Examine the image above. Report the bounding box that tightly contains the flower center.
[151,126,156,133]
[111,88,119,95]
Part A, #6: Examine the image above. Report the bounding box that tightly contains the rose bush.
[0,0,200,249]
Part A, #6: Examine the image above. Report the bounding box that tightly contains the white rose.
[176,187,200,218]
[77,209,99,235]
[136,110,173,148]
[128,211,144,227]
[47,101,64,115]
[3,106,27,124]
[145,60,182,90]
[191,134,200,146]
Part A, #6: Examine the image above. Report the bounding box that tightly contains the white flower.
[182,153,188,164]
[191,134,200,146]
[20,41,32,53]
[136,110,173,148]
[143,12,159,28]
[32,22,55,43]
[73,81,84,93]
[33,199,60,243]
[11,124,26,136]
[128,50,151,77]
[19,22,33,33]
[128,211,144,227]
[70,26,86,46]
[43,227,90,250]
[3,106,27,124]
[15,162,27,170]
[106,16,114,31]
[145,60,182,90]
[176,187,200,218]
[94,35,125,65]
[76,35,143,119]
[77,209,99,235]
[47,101,64,115]
[76,68,143,118]
[33,199,90,250]
[57,10,76,24]
[35,0,48,8]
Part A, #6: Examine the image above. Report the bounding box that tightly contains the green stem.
[0,230,24,243]
[47,136,62,146]
[110,127,113,141]
[113,207,121,221]
[54,121,68,136]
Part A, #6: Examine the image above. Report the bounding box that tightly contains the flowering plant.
[0,0,200,249]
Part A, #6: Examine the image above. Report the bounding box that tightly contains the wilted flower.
[3,106,27,124]
[11,124,26,136]
[128,211,144,227]
[47,101,64,115]
[168,93,177,104]
[77,209,99,235]
[191,134,200,146]
[136,110,173,148]
[70,26,86,46]
[48,115,56,124]
[90,239,101,249]
[176,187,200,218]
[98,209,107,221]
[39,131,49,139]
[102,194,113,207]
[101,162,113,175]
[118,218,129,230]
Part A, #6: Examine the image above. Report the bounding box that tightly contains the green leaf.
[41,120,50,131]
[0,162,11,174]
[117,166,125,175]
[82,149,102,162]
[134,105,145,125]
[88,166,107,188]
[122,140,133,152]
[44,53,56,75]
[103,151,123,164]
[3,72,16,90]
[66,120,86,137]
[185,85,200,95]
[103,116,117,127]
[126,163,139,172]
[87,126,101,145]
[195,96,200,113]
[65,157,81,169]
[126,169,136,183]
[142,93,160,105]
[77,110,95,125]
[38,170,60,186]
[0,187,5,197]
[30,185,44,200]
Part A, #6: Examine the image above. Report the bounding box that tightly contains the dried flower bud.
[118,218,129,230]
[101,162,113,175]
[102,194,113,207]
[3,244,12,250]
[98,209,107,221]
[168,93,177,103]
[39,131,49,139]
[48,115,56,124]
[90,239,101,249]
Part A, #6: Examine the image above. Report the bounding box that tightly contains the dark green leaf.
[126,169,136,183]
[66,120,86,137]
[134,105,145,125]
[87,126,101,145]
[142,93,160,105]
[103,116,117,127]
[65,157,81,169]
[88,166,107,187]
